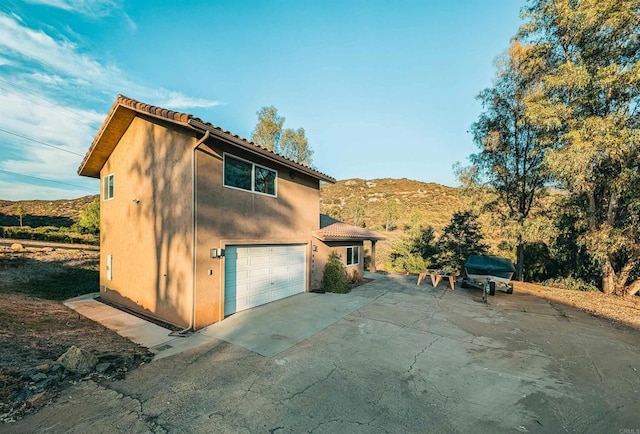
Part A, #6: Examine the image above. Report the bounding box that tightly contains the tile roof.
[78,94,335,183]
[313,214,385,241]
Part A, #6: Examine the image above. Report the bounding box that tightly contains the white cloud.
[24,0,118,17]
[0,13,221,110]
[0,12,224,199]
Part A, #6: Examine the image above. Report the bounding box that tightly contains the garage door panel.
[224,244,306,316]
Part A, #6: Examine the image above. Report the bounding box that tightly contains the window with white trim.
[223,154,277,197]
[346,246,359,266]
[103,173,114,200]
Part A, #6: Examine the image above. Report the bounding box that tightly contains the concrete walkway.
[64,277,381,360]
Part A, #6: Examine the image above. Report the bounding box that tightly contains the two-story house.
[78,95,381,330]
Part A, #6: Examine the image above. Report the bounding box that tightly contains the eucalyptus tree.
[251,106,314,166]
[518,0,640,296]
[470,42,550,280]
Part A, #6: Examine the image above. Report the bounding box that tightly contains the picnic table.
[417,269,457,290]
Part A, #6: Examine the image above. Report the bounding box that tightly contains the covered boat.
[463,255,516,295]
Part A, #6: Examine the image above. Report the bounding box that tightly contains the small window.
[103,174,114,200]
[224,155,252,191]
[223,154,277,197]
[346,246,359,266]
[255,166,276,195]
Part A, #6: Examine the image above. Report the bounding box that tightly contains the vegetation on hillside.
[0,196,99,245]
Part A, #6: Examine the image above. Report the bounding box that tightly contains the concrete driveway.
[5,274,640,433]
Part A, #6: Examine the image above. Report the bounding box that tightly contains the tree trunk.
[516,241,524,281]
[601,260,616,295]
[19,215,23,228]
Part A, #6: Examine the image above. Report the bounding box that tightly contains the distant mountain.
[0,195,99,227]
[320,178,462,234]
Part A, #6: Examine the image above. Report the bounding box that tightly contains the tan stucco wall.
[99,116,196,328]
[311,240,365,290]
[193,140,320,328]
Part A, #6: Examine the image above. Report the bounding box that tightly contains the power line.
[0,78,100,127]
[0,127,85,157]
[0,168,96,191]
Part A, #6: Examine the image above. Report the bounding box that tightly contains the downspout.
[173,129,210,336]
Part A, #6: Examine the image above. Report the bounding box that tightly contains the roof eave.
[189,119,336,184]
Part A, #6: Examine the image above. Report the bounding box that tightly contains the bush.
[542,277,599,292]
[78,199,100,234]
[0,226,99,245]
[322,251,350,293]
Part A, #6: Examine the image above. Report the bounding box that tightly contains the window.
[103,174,114,200]
[346,246,359,266]
[223,154,277,197]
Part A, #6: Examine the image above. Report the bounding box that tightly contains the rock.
[56,346,98,375]
[10,243,24,251]
[30,372,48,382]
[15,389,34,403]
[35,363,51,372]
[41,247,55,252]
[27,392,48,408]
[50,363,62,373]
[95,362,113,374]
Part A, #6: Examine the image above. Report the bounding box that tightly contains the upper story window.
[103,173,114,200]
[224,153,277,197]
[346,246,359,266]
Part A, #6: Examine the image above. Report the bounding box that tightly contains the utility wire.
[0,78,100,127]
[0,168,96,191]
[0,127,85,157]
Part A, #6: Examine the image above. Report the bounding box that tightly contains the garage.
[224,244,307,316]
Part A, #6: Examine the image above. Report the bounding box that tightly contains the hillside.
[321,178,466,269]
[320,178,463,234]
[0,195,98,228]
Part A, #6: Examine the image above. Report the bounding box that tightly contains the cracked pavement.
[4,274,640,433]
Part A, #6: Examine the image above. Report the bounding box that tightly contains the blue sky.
[0,0,524,200]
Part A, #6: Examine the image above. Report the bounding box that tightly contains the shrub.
[77,199,100,234]
[542,277,599,292]
[0,226,99,245]
[322,251,349,293]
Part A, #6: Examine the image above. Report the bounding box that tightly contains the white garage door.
[224,244,306,316]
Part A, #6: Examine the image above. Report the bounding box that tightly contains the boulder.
[56,346,98,375]
[10,243,24,251]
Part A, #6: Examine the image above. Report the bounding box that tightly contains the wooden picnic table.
[417,269,457,290]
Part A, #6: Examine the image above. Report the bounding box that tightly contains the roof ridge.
[113,95,327,176]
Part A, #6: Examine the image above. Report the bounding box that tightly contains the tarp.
[464,255,515,273]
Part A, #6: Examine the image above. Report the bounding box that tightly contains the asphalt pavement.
[5,273,640,433]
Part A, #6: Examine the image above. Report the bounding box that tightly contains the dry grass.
[0,246,152,421]
[514,281,640,329]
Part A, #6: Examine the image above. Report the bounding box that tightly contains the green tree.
[251,106,314,166]
[518,0,640,296]
[470,41,550,281]
[347,198,366,227]
[437,211,488,273]
[15,204,25,228]
[281,127,314,166]
[78,199,100,234]
[251,106,284,152]
[322,251,349,293]
[382,200,399,232]
[389,224,440,273]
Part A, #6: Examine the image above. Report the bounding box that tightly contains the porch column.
[369,240,377,273]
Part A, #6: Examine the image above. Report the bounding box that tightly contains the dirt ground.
[0,246,152,423]
[514,281,640,329]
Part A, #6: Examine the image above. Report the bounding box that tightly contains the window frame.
[103,173,114,201]
[346,246,360,266]
[223,153,277,197]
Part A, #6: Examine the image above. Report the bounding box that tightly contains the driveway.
[4,274,640,433]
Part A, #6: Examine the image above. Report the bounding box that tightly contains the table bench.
[417,269,457,290]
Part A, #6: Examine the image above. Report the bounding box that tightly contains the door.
[224,244,306,316]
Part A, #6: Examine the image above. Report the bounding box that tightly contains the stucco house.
[78,95,381,330]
